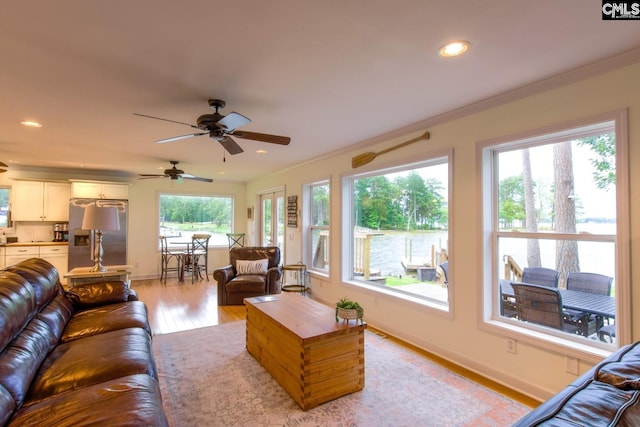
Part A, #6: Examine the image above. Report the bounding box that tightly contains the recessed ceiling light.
[438,41,470,58]
[218,171,225,175]
[256,149,268,154]
[20,120,43,128]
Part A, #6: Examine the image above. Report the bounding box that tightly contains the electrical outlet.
[506,338,517,354]
[566,356,579,375]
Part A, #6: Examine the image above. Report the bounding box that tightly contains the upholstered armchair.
[214,246,282,305]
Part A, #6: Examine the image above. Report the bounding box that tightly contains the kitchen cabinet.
[4,245,68,278]
[70,181,129,199]
[11,181,70,221]
[5,245,39,267]
[40,245,69,279]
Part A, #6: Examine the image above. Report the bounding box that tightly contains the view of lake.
[365,222,616,283]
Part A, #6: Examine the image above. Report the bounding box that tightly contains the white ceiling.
[1,1,640,182]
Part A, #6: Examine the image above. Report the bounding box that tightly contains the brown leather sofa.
[0,258,168,426]
[513,342,640,425]
[214,246,282,305]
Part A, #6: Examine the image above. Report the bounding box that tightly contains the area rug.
[152,321,529,426]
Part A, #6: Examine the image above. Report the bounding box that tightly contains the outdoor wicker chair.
[512,283,594,336]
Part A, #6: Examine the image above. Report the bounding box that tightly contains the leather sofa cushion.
[0,385,15,427]
[528,381,640,425]
[61,301,151,343]
[0,318,57,407]
[65,281,130,308]
[596,342,640,390]
[25,328,156,404]
[35,294,74,341]
[0,272,37,349]
[226,274,267,293]
[4,258,61,307]
[9,374,168,427]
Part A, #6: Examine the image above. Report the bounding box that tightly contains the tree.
[578,133,616,190]
[522,149,541,267]
[554,142,579,283]
[498,175,525,228]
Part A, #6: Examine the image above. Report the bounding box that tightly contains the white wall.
[245,62,640,401]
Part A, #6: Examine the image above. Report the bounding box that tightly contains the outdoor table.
[500,280,616,320]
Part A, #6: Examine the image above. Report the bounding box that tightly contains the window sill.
[481,318,613,364]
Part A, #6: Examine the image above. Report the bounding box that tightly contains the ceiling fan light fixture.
[21,120,43,128]
[438,40,470,57]
[256,149,267,154]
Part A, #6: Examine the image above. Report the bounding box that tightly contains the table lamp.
[82,205,120,272]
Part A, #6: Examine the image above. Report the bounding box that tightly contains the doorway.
[259,190,285,252]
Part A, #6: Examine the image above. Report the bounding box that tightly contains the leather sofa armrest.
[127,288,139,301]
[65,281,130,308]
[213,265,234,285]
[265,266,283,294]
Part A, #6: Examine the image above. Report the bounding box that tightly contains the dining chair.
[566,272,613,295]
[511,283,593,336]
[566,271,614,330]
[189,233,211,282]
[501,267,560,318]
[159,236,182,283]
[522,267,560,288]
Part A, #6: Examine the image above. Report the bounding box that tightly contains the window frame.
[0,186,14,232]
[341,152,452,313]
[303,179,331,276]
[157,192,235,248]
[478,110,630,360]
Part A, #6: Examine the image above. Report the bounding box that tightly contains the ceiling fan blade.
[0,161,7,167]
[156,132,207,144]
[181,174,214,183]
[138,174,166,179]
[133,113,200,129]
[0,169,7,174]
[232,130,291,145]
[216,135,244,155]
[217,112,251,131]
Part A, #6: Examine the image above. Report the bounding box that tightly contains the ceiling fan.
[134,99,291,155]
[0,162,7,174]
[138,161,213,183]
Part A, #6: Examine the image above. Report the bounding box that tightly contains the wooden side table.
[64,265,132,288]
[281,263,307,295]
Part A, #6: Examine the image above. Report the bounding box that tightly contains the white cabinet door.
[71,182,128,199]
[11,181,44,221]
[40,245,69,278]
[43,182,70,221]
[11,181,70,221]
[5,245,39,267]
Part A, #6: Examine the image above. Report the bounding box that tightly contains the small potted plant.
[335,296,364,324]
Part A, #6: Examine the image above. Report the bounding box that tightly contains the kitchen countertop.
[1,242,69,247]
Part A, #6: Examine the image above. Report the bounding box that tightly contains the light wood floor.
[132,277,539,408]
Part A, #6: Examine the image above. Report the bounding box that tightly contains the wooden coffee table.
[245,292,365,410]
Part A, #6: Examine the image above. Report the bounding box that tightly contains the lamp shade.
[82,205,120,231]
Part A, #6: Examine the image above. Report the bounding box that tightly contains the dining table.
[500,280,616,320]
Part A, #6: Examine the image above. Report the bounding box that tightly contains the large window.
[0,188,9,228]
[343,157,450,308]
[481,112,629,351]
[305,180,330,274]
[158,194,233,246]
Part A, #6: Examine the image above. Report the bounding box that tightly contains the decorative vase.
[336,307,363,324]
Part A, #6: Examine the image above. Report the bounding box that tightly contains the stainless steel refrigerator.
[68,199,128,270]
